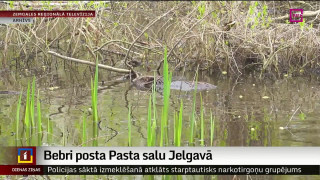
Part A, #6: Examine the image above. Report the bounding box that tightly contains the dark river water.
[1,64,320,180]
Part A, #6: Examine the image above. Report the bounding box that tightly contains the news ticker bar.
[1,165,319,175]
[36,147,320,165]
[2,147,320,175]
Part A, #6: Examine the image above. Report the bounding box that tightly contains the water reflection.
[0,65,320,179]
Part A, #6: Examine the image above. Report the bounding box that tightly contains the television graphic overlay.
[18,148,33,164]
[0,147,41,175]
[0,1,320,178]
[17,147,37,165]
[289,9,303,22]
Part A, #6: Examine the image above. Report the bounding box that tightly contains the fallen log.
[272,9,320,21]
[47,51,217,92]
[48,50,131,74]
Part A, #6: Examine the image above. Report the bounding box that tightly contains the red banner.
[0,11,95,17]
[0,165,43,175]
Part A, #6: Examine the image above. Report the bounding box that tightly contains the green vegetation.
[24,80,31,145]
[37,90,42,146]
[200,93,204,146]
[2,2,320,179]
[189,73,198,146]
[1,1,319,77]
[174,100,183,147]
[143,47,218,149]
[160,46,172,147]
[151,75,157,147]
[91,59,99,146]
[15,90,23,146]
[146,78,158,180]
[210,110,215,146]
[31,76,36,127]
[147,95,153,147]
[14,77,46,146]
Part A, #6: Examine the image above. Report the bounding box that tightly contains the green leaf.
[299,112,306,121]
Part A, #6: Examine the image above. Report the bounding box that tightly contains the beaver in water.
[132,76,217,92]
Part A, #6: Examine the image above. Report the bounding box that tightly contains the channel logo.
[289,9,303,23]
[18,148,33,163]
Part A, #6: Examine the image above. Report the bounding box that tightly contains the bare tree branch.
[48,50,131,74]
[272,9,320,21]
[123,6,177,71]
